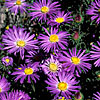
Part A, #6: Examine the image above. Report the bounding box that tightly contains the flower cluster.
[0,0,100,99]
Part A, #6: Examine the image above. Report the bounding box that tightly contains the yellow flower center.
[49,34,59,43]
[55,17,64,23]
[98,9,100,13]
[5,58,10,63]
[17,40,25,47]
[0,88,2,92]
[49,63,58,72]
[16,0,21,5]
[41,6,49,13]
[58,97,65,100]
[24,68,33,75]
[71,57,80,65]
[58,82,68,91]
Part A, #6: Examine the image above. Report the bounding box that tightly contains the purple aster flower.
[90,41,100,67]
[38,27,70,52]
[11,63,40,84]
[41,55,62,76]
[93,92,100,100]
[48,11,73,27]
[58,48,91,74]
[2,56,13,66]
[5,0,28,15]
[0,90,31,100]
[29,0,61,22]
[86,0,100,24]
[45,71,80,99]
[0,76,10,93]
[2,26,38,60]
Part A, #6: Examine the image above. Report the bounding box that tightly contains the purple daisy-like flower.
[11,63,40,84]
[48,11,73,27]
[38,27,70,52]
[29,0,60,22]
[5,0,28,15]
[41,55,62,76]
[2,26,38,60]
[86,0,100,24]
[90,41,100,67]
[93,92,100,100]
[58,48,91,74]
[0,76,10,94]
[45,71,80,99]
[0,90,31,100]
[2,56,13,66]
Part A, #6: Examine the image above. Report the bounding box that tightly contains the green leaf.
[31,80,35,92]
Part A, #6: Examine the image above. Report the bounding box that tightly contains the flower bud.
[73,31,79,40]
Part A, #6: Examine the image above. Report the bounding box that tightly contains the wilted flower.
[25,50,45,66]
